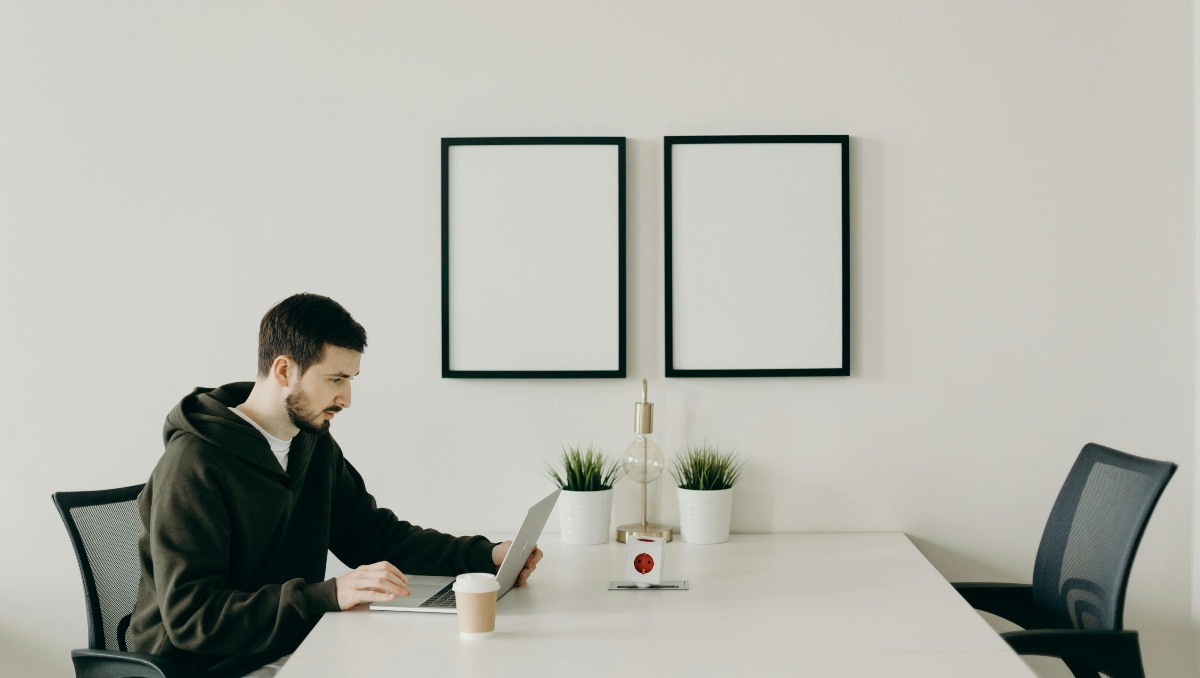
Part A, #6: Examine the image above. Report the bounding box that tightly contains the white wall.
[1195,0,1200,668]
[1,2,1194,676]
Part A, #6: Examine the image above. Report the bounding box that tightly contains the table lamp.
[616,379,673,543]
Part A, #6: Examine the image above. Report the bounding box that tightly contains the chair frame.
[53,484,188,678]
[955,442,1176,678]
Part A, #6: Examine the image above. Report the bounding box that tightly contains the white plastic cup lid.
[453,572,499,594]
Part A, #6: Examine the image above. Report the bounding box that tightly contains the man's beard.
[285,388,340,435]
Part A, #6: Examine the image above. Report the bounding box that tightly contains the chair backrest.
[1031,443,1176,631]
[52,484,145,652]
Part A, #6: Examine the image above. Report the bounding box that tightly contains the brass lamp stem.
[641,437,648,529]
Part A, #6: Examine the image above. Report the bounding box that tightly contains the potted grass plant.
[546,445,624,544]
[671,443,744,544]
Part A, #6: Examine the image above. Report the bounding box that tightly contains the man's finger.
[384,573,411,596]
[360,563,409,592]
[368,570,411,596]
[366,561,408,584]
[352,568,410,596]
[525,549,542,568]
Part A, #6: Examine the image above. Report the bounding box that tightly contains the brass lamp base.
[616,523,673,543]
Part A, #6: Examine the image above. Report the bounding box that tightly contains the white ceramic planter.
[677,487,734,544]
[558,488,614,545]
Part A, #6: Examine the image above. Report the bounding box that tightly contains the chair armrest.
[71,648,188,678]
[952,582,1041,629]
[1002,629,1145,678]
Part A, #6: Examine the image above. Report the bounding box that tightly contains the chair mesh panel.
[1031,443,1175,632]
[70,499,143,651]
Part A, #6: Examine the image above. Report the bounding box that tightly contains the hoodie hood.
[163,382,287,477]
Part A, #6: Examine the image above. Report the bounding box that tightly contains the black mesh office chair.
[955,443,1176,678]
[53,484,187,678]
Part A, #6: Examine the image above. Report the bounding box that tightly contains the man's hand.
[491,541,543,586]
[334,561,410,610]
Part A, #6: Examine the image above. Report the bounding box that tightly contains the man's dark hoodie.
[127,383,497,676]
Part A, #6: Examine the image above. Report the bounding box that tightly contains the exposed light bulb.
[622,433,663,484]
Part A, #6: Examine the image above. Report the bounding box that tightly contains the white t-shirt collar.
[228,406,292,472]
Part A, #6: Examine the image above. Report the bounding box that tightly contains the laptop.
[369,489,560,614]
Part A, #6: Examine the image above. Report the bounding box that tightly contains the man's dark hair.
[257,293,367,377]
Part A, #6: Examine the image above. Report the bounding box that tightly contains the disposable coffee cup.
[453,573,499,638]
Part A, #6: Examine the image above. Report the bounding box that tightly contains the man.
[128,293,542,677]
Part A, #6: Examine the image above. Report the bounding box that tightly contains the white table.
[282,533,1034,677]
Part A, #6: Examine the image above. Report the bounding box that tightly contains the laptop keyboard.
[418,583,457,609]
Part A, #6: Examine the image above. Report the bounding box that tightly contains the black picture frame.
[442,137,626,379]
[664,135,850,378]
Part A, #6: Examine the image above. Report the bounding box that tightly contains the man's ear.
[270,356,296,388]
